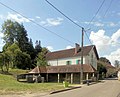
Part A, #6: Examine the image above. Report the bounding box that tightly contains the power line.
[45,0,84,29]
[84,31,93,44]
[0,1,74,45]
[103,0,114,18]
[87,0,106,28]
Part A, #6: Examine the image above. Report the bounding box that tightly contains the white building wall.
[48,48,97,70]
[48,56,85,66]
[87,49,97,70]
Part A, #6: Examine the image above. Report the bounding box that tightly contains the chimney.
[75,43,80,54]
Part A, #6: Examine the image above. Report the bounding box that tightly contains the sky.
[0,0,120,65]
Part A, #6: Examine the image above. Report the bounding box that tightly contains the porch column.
[71,73,73,84]
[92,73,95,77]
[46,73,48,82]
[58,73,60,83]
[86,73,89,80]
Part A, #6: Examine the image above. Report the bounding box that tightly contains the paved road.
[44,78,120,97]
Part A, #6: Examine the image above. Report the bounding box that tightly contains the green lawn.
[0,69,64,95]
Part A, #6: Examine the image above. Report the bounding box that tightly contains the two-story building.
[30,44,99,83]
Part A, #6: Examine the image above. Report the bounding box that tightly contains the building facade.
[46,44,98,70]
[29,44,99,84]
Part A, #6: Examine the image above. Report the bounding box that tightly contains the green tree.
[2,52,11,72]
[114,60,120,68]
[2,20,17,45]
[15,51,31,70]
[36,47,49,66]
[97,62,107,79]
[99,57,111,64]
[35,40,42,54]
[5,42,20,68]
[1,20,35,69]
[0,53,4,71]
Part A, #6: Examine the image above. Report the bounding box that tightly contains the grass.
[0,69,64,95]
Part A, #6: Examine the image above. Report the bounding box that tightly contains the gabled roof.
[46,45,99,60]
[29,64,96,74]
[106,64,116,69]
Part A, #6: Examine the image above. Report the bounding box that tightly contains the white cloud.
[46,46,53,51]
[7,12,30,23]
[94,22,104,27]
[36,16,40,19]
[104,48,120,65]
[40,17,63,27]
[90,29,120,65]
[90,29,110,51]
[0,15,4,20]
[111,29,120,43]
[84,21,104,27]
[0,32,3,38]
[66,46,73,49]
[40,21,46,25]
[46,17,63,26]
[108,22,117,27]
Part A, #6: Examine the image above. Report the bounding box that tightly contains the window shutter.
[70,61,72,65]
[76,60,78,64]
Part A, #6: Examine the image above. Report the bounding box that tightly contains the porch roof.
[29,64,96,74]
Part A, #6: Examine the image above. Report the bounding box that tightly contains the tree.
[99,57,111,64]
[97,62,107,79]
[36,47,49,66]
[0,53,4,71]
[2,52,11,72]
[35,40,42,54]
[5,42,20,68]
[1,20,35,69]
[15,51,31,69]
[2,20,17,45]
[114,60,120,68]
[2,20,34,53]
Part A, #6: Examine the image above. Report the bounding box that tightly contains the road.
[43,78,120,97]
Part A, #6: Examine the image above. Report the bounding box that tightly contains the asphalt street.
[43,78,120,97]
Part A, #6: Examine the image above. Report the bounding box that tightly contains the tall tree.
[35,40,42,54]
[1,20,35,69]
[36,47,49,66]
[0,53,4,71]
[114,60,120,68]
[2,20,17,45]
[99,57,111,64]
[97,62,107,79]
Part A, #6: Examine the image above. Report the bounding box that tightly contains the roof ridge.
[47,45,94,53]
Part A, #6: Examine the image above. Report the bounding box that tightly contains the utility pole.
[80,27,84,84]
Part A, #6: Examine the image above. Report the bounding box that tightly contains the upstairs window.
[76,60,81,64]
[66,61,72,65]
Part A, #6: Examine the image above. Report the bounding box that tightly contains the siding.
[48,56,85,66]
[47,48,97,70]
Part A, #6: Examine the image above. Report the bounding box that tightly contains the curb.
[50,86,81,94]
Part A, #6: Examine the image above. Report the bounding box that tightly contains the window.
[76,60,81,64]
[66,61,71,65]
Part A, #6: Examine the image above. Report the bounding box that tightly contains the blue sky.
[0,0,120,65]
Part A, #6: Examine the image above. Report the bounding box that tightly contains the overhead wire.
[87,0,106,28]
[45,0,94,45]
[45,0,84,29]
[0,1,75,45]
[103,0,114,18]
[84,0,106,45]
[87,0,119,46]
